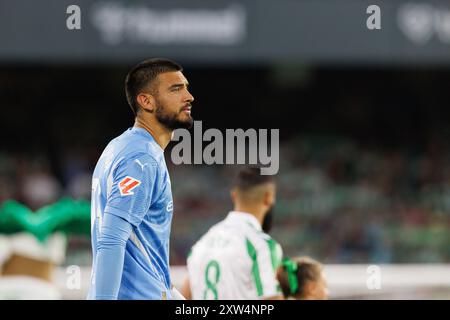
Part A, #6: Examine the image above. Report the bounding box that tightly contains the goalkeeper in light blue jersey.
[87,58,194,300]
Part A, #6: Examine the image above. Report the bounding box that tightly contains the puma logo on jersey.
[134,159,148,171]
[119,176,141,196]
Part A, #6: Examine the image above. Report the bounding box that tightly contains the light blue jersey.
[87,127,174,300]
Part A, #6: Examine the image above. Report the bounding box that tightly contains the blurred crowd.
[1,134,450,266]
[0,148,95,210]
[170,135,450,264]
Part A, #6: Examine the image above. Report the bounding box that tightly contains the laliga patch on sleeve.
[119,176,141,196]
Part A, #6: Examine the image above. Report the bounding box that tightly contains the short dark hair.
[234,166,275,191]
[125,58,183,116]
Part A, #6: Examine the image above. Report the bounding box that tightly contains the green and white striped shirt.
[187,211,283,300]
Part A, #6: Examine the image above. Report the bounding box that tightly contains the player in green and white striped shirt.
[181,167,284,300]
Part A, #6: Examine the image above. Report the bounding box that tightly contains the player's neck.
[233,205,265,227]
[134,117,172,150]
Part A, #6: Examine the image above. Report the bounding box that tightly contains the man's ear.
[136,93,155,113]
[263,190,271,206]
[263,186,275,206]
[230,189,237,203]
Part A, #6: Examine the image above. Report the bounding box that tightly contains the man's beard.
[262,205,274,233]
[155,101,194,130]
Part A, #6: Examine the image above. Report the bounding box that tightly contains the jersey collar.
[226,211,262,231]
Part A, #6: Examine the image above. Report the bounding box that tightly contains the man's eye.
[171,87,181,92]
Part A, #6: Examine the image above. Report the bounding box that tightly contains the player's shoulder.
[246,227,281,249]
[114,127,162,161]
[244,231,283,269]
[123,151,159,167]
[111,135,159,166]
[216,216,272,246]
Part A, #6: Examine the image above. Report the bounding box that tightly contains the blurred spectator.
[22,168,61,211]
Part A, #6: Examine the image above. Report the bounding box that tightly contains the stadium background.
[1,0,450,299]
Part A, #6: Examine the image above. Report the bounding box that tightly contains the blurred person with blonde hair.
[276,256,328,300]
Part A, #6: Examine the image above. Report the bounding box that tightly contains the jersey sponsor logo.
[119,176,141,196]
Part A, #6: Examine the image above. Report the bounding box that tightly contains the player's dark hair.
[234,166,275,191]
[277,256,323,299]
[125,58,183,116]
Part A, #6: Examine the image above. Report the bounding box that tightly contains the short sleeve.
[246,236,283,298]
[104,153,159,227]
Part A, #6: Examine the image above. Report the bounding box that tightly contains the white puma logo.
[134,159,148,171]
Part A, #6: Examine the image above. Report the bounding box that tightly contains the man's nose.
[185,90,194,103]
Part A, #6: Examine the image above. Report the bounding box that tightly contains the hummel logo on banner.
[119,176,141,196]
